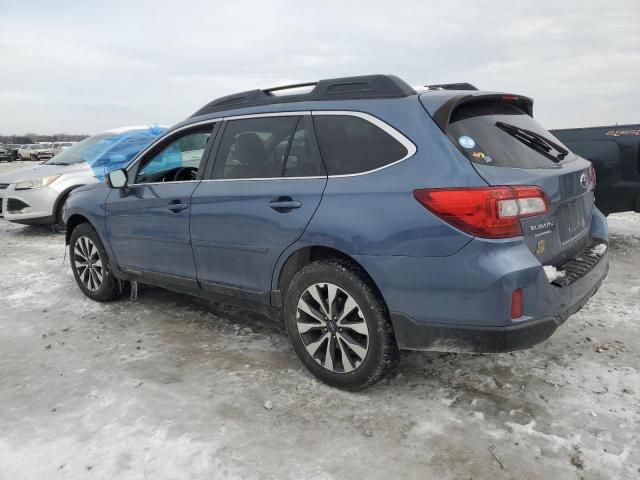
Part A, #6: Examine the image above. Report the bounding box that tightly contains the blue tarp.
[84,126,167,180]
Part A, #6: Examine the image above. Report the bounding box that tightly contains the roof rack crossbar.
[264,82,317,94]
[191,74,417,117]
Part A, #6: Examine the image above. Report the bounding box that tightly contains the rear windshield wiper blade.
[495,121,569,162]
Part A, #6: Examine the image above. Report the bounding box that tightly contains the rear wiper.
[496,121,569,162]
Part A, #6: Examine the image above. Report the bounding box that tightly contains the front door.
[190,115,327,303]
[105,125,215,287]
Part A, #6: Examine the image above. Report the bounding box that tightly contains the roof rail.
[191,74,417,117]
[424,82,478,91]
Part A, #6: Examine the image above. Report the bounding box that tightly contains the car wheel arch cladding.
[275,245,387,309]
[65,214,93,245]
[54,185,84,219]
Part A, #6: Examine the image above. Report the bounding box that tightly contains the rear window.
[447,101,575,169]
[313,115,408,175]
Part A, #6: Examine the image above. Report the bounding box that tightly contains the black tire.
[283,259,399,391]
[30,154,37,161]
[69,222,123,302]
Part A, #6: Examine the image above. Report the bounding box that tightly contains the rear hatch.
[421,93,596,266]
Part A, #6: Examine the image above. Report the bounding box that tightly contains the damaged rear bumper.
[391,250,609,353]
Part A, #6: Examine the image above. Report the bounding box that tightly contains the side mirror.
[106,169,128,189]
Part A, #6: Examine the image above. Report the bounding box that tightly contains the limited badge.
[536,239,546,255]
[458,136,476,149]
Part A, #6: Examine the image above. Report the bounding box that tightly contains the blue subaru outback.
[64,75,609,390]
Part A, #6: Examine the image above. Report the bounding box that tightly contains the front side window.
[313,115,408,175]
[136,129,212,183]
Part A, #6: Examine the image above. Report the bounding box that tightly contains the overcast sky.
[1,0,638,134]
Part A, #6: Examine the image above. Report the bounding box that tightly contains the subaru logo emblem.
[579,173,588,189]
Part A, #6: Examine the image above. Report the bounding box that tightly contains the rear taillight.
[413,186,550,238]
[587,164,597,191]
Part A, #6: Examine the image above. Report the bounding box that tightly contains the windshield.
[45,126,166,178]
[30,144,42,148]
[447,101,575,169]
[45,134,119,165]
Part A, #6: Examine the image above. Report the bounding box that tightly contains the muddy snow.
[0,162,638,479]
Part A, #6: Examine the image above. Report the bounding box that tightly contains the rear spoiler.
[432,93,534,134]
[424,82,478,91]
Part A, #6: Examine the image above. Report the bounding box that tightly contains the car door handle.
[167,200,188,213]
[269,197,302,212]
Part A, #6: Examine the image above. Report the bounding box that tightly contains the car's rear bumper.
[390,252,608,352]
[354,207,609,353]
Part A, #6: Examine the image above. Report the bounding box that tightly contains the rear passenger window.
[313,115,408,175]
[215,116,326,179]
[283,118,325,177]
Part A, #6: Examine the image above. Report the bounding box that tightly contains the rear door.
[425,95,595,265]
[190,114,327,303]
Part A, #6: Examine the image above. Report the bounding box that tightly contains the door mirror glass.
[107,169,128,189]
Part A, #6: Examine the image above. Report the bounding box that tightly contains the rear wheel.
[284,259,399,390]
[69,223,123,302]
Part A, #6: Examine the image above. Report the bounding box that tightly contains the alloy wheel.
[296,282,369,373]
[74,236,103,291]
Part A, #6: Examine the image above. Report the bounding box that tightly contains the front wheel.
[69,223,123,302]
[30,154,37,161]
[284,259,399,391]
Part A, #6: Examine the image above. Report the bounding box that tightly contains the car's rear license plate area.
[557,199,586,244]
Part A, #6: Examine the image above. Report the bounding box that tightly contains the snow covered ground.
[0,161,638,479]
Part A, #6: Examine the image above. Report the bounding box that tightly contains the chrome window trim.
[125,109,417,184]
[201,176,326,183]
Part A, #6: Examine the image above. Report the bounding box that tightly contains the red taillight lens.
[511,288,523,319]
[588,164,597,191]
[413,186,550,239]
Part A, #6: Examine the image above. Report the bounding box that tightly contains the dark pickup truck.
[552,124,640,215]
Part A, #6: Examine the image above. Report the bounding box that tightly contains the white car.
[17,144,53,161]
[0,126,166,229]
[52,142,76,156]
